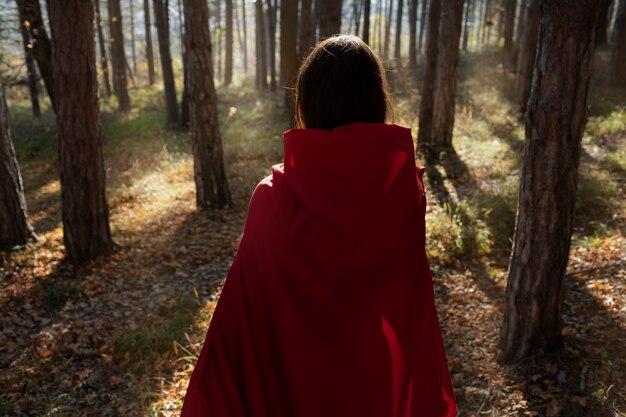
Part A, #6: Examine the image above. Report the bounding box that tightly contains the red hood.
[270,123,426,274]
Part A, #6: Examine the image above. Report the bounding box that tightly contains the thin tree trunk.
[384,0,393,58]
[500,0,609,363]
[49,0,114,263]
[18,12,41,117]
[515,0,540,113]
[0,78,34,249]
[281,0,298,115]
[418,0,427,54]
[183,0,232,209]
[178,0,190,126]
[319,0,342,38]
[15,0,55,112]
[355,0,363,35]
[144,0,156,85]
[597,0,612,47]
[265,0,277,91]
[430,0,465,157]
[217,0,223,82]
[109,0,132,111]
[393,0,403,63]
[511,0,527,65]
[241,0,248,74]
[153,0,180,125]
[363,0,371,43]
[300,0,314,61]
[417,0,441,160]
[94,0,113,97]
[503,0,515,50]
[408,0,418,71]
[256,0,268,89]
[225,0,234,85]
[462,0,471,50]
[609,0,626,85]
[130,0,137,75]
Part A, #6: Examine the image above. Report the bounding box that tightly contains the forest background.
[0,0,624,415]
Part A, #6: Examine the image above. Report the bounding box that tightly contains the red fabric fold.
[181,123,457,417]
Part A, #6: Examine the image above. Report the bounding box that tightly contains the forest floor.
[0,49,625,417]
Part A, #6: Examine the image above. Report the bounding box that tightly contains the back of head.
[295,35,391,130]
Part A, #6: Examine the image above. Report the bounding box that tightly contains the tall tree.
[417,0,441,160]
[153,0,180,125]
[319,0,342,38]
[255,0,268,89]
[108,0,132,111]
[502,0,515,50]
[408,0,418,72]
[393,0,404,63]
[94,0,112,97]
[130,0,138,75]
[281,0,298,112]
[144,0,156,85]
[49,0,114,263]
[418,0,427,54]
[183,0,232,209]
[15,0,55,111]
[609,0,626,85]
[430,0,465,158]
[384,0,393,58]
[241,0,248,73]
[596,0,612,47]
[363,0,371,44]
[265,0,277,91]
[462,0,472,51]
[0,78,34,249]
[17,10,41,117]
[500,0,609,363]
[299,0,314,61]
[225,0,234,85]
[515,0,539,113]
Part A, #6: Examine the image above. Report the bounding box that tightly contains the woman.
[181,35,457,417]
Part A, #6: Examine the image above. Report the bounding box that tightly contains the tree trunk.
[500,0,609,363]
[49,0,114,263]
[511,0,527,65]
[130,0,138,75]
[418,0,427,54]
[265,0,277,91]
[15,0,55,112]
[256,0,268,89]
[462,0,472,51]
[153,0,180,125]
[17,10,41,118]
[515,0,539,114]
[417,0,441,160]
[0,79,34,249]
[216,0,223,82]
[94,0,113,97]
[384,0,393,58]
[144,0,156,85]
[503,0,515,50]
[178,0,190,126]
[299,0,314,60]
[393,0,404,63]
[609,0,626,85]
[408,0,417,71]
[319,0,342,38]
[281,0,298,114]
[596,0,611,47]
[225,0,234,85]
[241,0,249,73]
[108,0,132,112]
[430,0,464,158]
[183,0,232,210]
[363,0,371,44]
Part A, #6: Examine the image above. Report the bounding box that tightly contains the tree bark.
[153,0,180,125]
[178,0,190,126]
[417,0,441,160]
[299,0,314,61]
[418,0,427,54]
[363,0,371,44]
[94,0,112,97]
[225,0,234,85]
[130,0,138,75]
[256,0,268,89]
[393,0,404,63]
[265,0,277,91]
[49,0,114,263]
[281,0,298,114]
[430,0,464,158]
[0,78,34,249]
[503,0,515,50]
[319,0,342,38]
[596,0,611,47]
[462,0,472,51]
[144,0,156,85]
[408,0,417,71]
[108,0,132,111]
[241,0,248,73]
[515,0,540,114]
[384,0,393,58]
[183,0,232,210]
[609,0,626,85]
[500,0,608,363]
[17,10,41,118]
[15,0,55,112]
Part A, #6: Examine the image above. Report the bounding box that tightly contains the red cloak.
[181,123,457,417]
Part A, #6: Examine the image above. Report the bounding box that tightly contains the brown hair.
[295,35,392,130]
